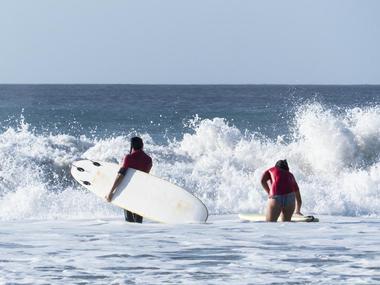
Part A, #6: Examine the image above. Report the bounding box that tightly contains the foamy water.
[1,103,380,220]
[1,215,380,284]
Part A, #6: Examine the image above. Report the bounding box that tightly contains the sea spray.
[0,103,380,220]
[0,120,119,220]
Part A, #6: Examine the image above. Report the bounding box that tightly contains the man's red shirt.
[120,149,152,174]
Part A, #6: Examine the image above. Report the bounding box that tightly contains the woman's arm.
[294,182,303,215]
[260,171,271,195]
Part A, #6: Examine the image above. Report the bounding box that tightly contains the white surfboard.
[239,213,319,223]
[71,160,208,224]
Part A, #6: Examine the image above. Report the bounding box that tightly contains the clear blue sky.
[0,0,379,84]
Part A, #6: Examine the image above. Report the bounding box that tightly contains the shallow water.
[1,215,379,284]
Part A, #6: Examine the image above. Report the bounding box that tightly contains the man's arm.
[105,171,125,202]
[260,171,271,195]
[106,155,129,202]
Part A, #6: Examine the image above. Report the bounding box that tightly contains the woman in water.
[260,160,302,222]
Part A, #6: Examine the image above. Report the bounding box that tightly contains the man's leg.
[133,213,143,224]
[124,210,143,223]
[124,210,135,222]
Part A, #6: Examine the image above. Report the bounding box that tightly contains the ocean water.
[1,85,380,284]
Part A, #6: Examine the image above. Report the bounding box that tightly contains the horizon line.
[1,83,380,86]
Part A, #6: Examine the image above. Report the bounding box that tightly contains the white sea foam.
[2,215,380,284]
[0,103,380,220]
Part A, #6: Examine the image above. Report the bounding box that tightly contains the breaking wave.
[1,103,380,220]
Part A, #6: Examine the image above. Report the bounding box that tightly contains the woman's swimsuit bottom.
[269,192,296,208]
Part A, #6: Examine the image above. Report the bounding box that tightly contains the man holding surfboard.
[260,160,303,222]
[105,137,152,223]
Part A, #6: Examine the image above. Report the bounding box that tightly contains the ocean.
[0,84,380,284]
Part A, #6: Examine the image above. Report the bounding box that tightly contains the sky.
[0,0,379,84]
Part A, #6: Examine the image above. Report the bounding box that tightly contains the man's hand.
[105,192,113,202]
